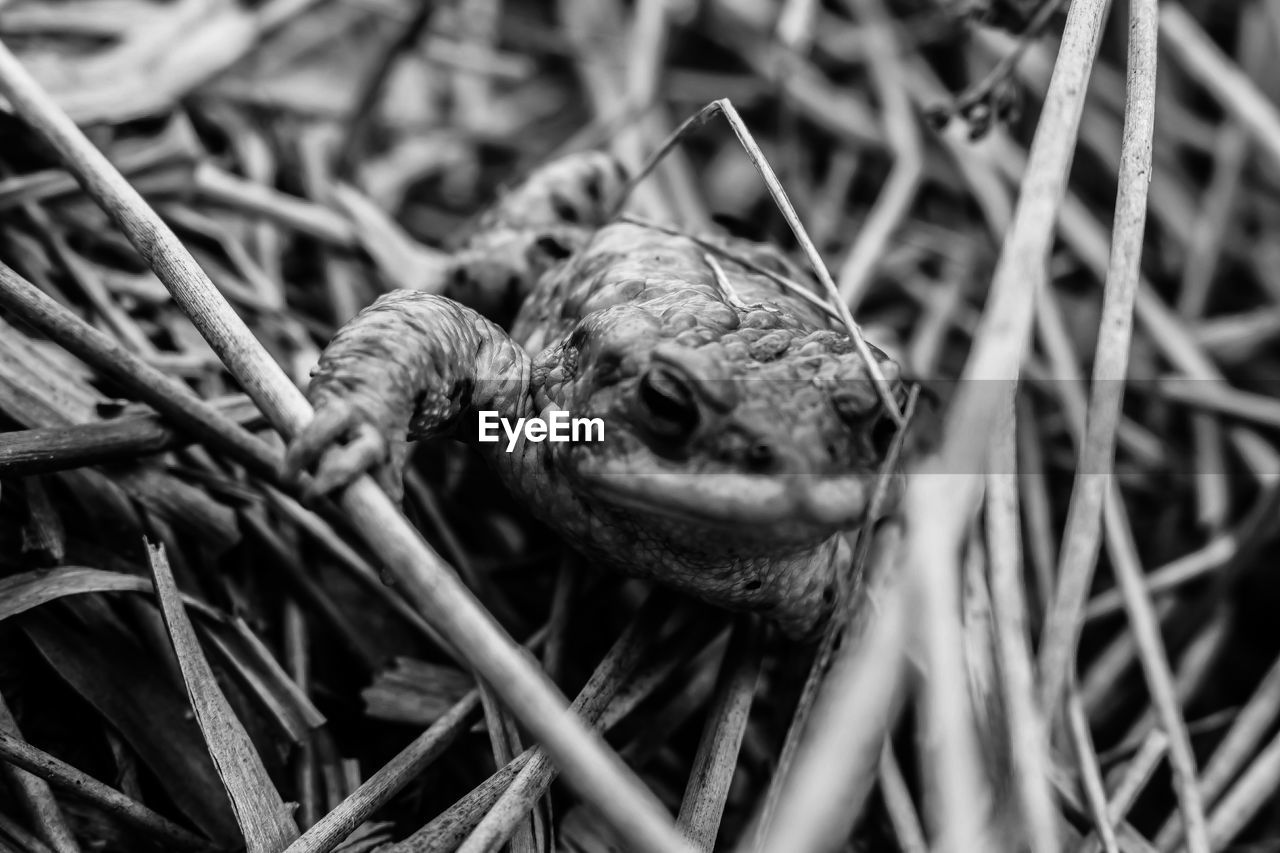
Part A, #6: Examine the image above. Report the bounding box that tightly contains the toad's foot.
[286,396,409,499]
[285,291,533,500]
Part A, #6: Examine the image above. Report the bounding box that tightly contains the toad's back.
[512,221,839,356]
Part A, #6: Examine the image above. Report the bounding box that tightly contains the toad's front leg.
[285,291,532,499]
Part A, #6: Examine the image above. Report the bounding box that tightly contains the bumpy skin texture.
[291,152,904,637]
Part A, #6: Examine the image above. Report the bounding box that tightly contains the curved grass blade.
[145,540,299,853]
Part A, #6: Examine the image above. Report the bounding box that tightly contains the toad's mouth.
[573,462,880,528]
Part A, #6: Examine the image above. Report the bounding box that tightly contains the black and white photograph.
[0,1,1277,850]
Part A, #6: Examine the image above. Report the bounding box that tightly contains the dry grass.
[1,1,1279,851]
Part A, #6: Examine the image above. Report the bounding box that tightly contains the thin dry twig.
[1068,686,1121,853]
[1202,730,1280,851]
[1154,650,1280,851]
[282,692,482,853]
[675,617,763,851]
[1074,730,1167,853]
[949,0,1069,121]
[1083,533,1238,621]
[985,416,1061,853]
[454,594,680,853]
[192,164,358,249]
[0,695,81,853]
[334,0,435,177]
[0,728,212,851]
[878,743,928,853]
[282,604,319,832]
[1099,490,1209,852]
[0,262,283,485]
[1159,3,1280,175]
[836,0,924,308]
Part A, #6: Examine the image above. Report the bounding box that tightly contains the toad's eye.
[637,367,700,441]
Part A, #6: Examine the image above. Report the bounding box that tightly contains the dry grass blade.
[0,810,56,853]
[675,617,763,851]
[1203,730,1280,851]
[282,604,318,831]
[474,683,540,853]
[1068,687,1120,853]
[1074,730,1167,853]
[328,183,450,289]
[454,593,681,853]
[192,164,358,249]
[145,541,298,852]
[973,126,1279,474]
[1098,491,1209,852]
[0,39,693,853]
[282,692,482,853]
[240,510,381,673]
[416,629,696,851]
[0,398,262,476]
[1154,650,1280,851]
[1034,0,1158,743]
[393,755,532,853]
[1155,378,1280,429]
[1083,533,1238,621]
[903,478,992,852]
[0,566,219,622]
[0,261,283,485]
[878,743,927,853]
[9,596,234,839]
[565,0,705,225]
[1158,3,1280,174]
[333,0,434,177]
[21,199,156,356]
[260,486,451,651]
[1041,332,1234,851]
[750,523,907,853]
[0,115,198,213]
[0,695,80,853]
[836,0,923,308]
[31,1,327,124]
[0,729,211,851]
[986,416,1060,853]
